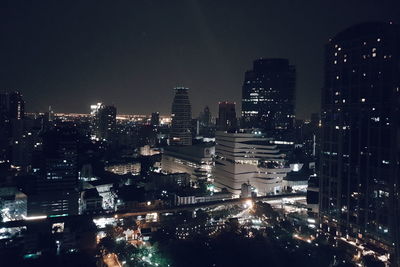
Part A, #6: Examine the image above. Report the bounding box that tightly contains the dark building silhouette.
[91,104,116,142]
[151,112,160,127]
[198,106,214,137]
[217,102,237,132]
[28,125,80,216]
[241,58,296,139]
[170,87,192,146]
[319,22,400,264]
[199,106,211,128]
[0,91,25,163]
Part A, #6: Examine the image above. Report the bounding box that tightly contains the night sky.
[1,1,399,119]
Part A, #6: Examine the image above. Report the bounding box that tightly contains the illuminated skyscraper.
[241,58,296,139]
[90,103,116,142]
[170,87,192,146]
[319,22,400,264]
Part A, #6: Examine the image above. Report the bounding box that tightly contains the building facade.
[161,144,214,182]
[0,91,25,163]
[319,22,400,264]
[213,131,291,196]
[241,58,296,140]
[28,125,80,216]
[90,103,116,142]
[170,87,192,146]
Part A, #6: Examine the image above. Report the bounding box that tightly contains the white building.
[213,131,291,196]
[161,144,214,182]
[105,162,141,175]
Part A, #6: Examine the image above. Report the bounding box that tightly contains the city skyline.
[1,1,399,119]
[1,2,400,266]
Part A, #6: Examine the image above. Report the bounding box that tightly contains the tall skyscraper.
[170,87,192,146]
[217,102,237,132]
[90,103,116,142]
[319,22,400,264]
[28,125,80,216]
[241,58,296,139]
[97,105,116,141]
[0,91,25,162]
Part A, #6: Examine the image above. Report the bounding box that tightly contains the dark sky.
[1,0,399,119]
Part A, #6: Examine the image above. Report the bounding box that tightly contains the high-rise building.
[319,22,400,264]
[217,102,237,132]
[90,103,116,142]
[97,105,116,141]
[151,112,160,127]
[241,58,296,139]
[213,131,291,196]
[170,87,192,146]
[0,91,25,162]
[28,125,80,216]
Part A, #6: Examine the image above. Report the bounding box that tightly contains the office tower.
[213,131,291,196]
[0,91,25,162]
[28,125,79,216]
[151,112,160,127]
[319,22,400,264]
[217,102,237,132]
[97,105,116,141]
[89,102,102,140]
[90,103,116,141]
[170,87,192,146]
[241,58,296,139]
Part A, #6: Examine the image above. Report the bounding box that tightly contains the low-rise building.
[161,143,214,183]
[80,188,103,214]
[0,186,27,221]
[174,189,233,206]
[105,162,141,175]
[115,186,163,211]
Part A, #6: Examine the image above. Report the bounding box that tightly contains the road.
[0,192,306,228]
